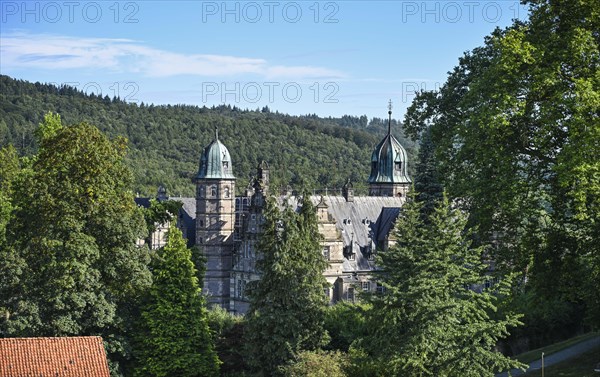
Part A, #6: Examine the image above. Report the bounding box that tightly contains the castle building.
[138,104,412,313]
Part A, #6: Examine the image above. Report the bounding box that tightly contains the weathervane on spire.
[387,99,393,135]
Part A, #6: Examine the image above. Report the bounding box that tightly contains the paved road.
[496,336,600,376]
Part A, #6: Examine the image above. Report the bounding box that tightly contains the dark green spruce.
[245,196,329,375]
[359,194,525,376]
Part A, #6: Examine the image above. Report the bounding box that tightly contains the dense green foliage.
[357,194,524,376]
[404,0,599,341]
[245,196,329,375]
[414,127,443,221]
[134,225,219,377]
[279,350,348,377]
[323,302,371,353]
[0,75,416,196]
[0,114,152,375]
[206,306,248,377]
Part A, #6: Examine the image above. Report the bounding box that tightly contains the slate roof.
[314,196,404,272]
[136,193,404,272]
[134,197,151,208]
[0,336,111,377]
[278,195,405,272]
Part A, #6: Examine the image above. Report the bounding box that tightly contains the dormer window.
[223,161,229,169]
[395,162,401,171]
[322,246,331,260]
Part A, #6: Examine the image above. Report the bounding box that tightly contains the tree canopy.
[245,196,329,375]
[134,225,220,377]
[0,75,416,196]
[358,194,525,376]
[404,0,600,333]
[0,114,152,374]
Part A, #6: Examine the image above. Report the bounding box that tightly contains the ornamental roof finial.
[387,99,393,135]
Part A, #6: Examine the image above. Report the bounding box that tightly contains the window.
[236,279,242,298]
[211,186,217,197]
[395,161,401,171]
[198,237,203,244]
[322,246,331,260]
[223,161,229,169]
[199,219,204,227]
[347,287,355,302]
[348,253,356,261]
[224,186,230,198]
[361,281,371,292]
[376,283,386,294]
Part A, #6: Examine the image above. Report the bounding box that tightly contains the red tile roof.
[0,336,111,377]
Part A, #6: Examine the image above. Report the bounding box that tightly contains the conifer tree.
[245,196,329,375]
[360,194,525,376]
[134,225,220,377]
[414,127,443,221]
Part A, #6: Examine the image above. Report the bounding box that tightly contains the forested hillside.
[0,75,416,196]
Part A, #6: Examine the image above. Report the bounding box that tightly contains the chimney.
[342,179,354,202]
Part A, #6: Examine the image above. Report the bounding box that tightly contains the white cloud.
[0,32,343,79]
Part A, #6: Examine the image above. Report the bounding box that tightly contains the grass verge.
[523,344,600,377]
[515,332,599,364]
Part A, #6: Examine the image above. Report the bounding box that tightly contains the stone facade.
[138,112,412,313]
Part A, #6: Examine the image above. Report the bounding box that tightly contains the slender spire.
[215,126,219,140]
[387,99,393,135]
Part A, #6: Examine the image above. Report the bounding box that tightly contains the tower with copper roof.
[195,127,236,307]
[368,101,412,197]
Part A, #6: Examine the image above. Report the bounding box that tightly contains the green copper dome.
[368,133,411,184]
[367,102,412,187]
[197,129,235,180]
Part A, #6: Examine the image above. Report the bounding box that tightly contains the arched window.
[211,185,217,197]
[224,186,230,198]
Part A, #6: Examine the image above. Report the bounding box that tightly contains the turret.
[195,127,236,308]
[368,101,411,197]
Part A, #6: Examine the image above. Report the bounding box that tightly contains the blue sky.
[1,1,528,119]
